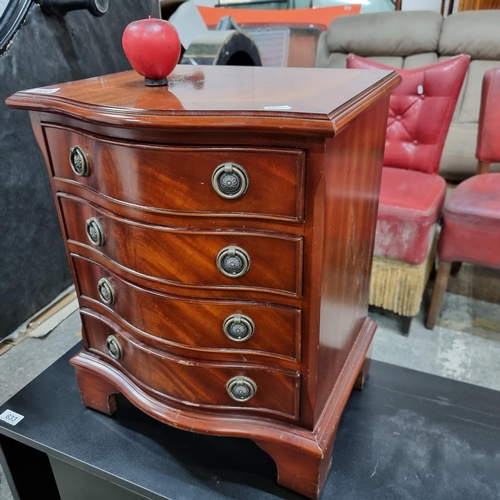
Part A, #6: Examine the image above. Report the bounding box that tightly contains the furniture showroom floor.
[1,262,499,500]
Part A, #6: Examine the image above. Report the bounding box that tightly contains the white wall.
[401,0,459,13]
[402,0,441,11]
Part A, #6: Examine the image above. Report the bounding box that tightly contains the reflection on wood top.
[6,65,400,135]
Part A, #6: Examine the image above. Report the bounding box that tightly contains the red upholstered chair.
[347,54,470,325]
[426,67,500,329]
[476,66,500,175]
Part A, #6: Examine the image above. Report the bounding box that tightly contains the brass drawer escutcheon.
[211,162,249,199]
[223,314,255,342]
[97,277,115,305]
[85,217,105,246]
[226,376,257,402]
[69,145,90,177]
[106,335,123,360]
[216,246,250,278]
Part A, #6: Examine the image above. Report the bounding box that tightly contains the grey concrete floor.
[1,264,499,499]
[371,293,500,391]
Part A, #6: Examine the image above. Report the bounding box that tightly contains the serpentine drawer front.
[45,126,306,222]
[59,195,304,296]
[81,310,300,419]
[72,255,301,362]
[7,66,400,499]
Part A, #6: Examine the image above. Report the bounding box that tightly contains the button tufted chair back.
[344,53,469,326]
[347,54,470,175]
[476,67,500,166]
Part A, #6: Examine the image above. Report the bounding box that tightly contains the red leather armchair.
[347,54,470,326]
[426,67,500,329]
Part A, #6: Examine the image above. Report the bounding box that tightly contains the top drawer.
[44,126,305,222]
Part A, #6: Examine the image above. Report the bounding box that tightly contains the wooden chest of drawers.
[7,65,400,499]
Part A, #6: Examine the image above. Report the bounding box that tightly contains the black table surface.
[1,344,499,500]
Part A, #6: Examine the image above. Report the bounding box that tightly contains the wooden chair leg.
[400,315,412,335]
[426,261,452,330]
[450,261,462,277]
[477,160,490,175]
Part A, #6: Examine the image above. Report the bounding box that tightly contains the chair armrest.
[476,67,500,168]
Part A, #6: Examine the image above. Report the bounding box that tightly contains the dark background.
[0,0,159,340]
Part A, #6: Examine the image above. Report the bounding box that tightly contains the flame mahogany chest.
[7,65,399,499]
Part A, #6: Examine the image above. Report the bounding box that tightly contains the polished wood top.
[6,65,400,136]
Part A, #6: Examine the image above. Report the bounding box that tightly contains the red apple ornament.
[122,16,181,87]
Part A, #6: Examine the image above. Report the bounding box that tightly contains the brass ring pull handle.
[97,278,115,305]
[223,314,255,342]
[106,335,123,360]
[69,146,90,177]
[85,217,105,246]
[226,376,257,402]
[216,246,250,278]
[211,162,249,199]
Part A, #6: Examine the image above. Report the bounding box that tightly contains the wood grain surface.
[7,65,401,499]
[45,125,306,222]
[72,255,301,364]
[58,194,304,296]
[81,309,300,419]
[7,66,399,135]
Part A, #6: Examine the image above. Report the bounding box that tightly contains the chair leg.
[450,261,462,277]
[400,315,412,335]
[426,261,452,330]
[477,161,490,175]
